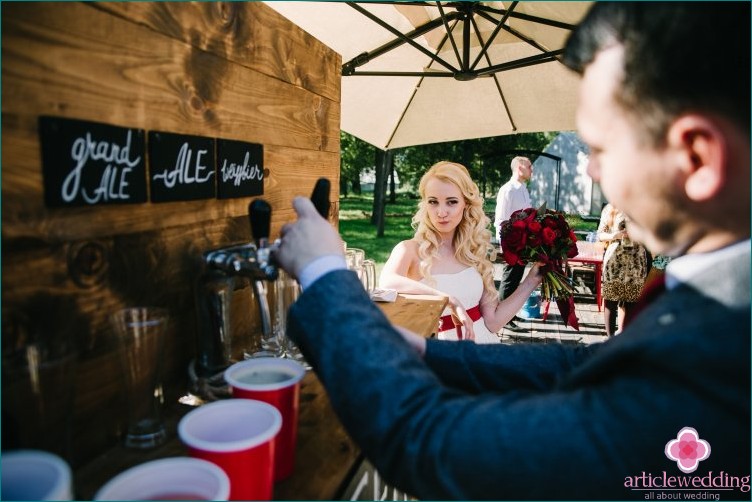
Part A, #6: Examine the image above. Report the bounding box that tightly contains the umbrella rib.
[425,17,460,74]
[476,10,572,67]
[470,1,517,71]
[346,71,455,77]
[382,4,461,147]
[492,73,516,132]
[384,79,421,150]
[468,14,517,131]
[345,2,459,74]
[436,2,462,70]
[342,14,462,75]
[475,5,578,31]
[476,50,565,76]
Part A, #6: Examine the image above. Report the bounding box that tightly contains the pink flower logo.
[665,427,711,473]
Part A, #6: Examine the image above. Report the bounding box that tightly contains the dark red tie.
[623,271,666,327]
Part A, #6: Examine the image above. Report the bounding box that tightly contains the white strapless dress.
[423,267,500,344]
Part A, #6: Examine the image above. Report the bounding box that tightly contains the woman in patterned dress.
[597,203,650,336]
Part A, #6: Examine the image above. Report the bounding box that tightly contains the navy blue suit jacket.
[287,248,750,500]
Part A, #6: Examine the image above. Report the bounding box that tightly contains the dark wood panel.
[1,4,340,148]
[2,130,339,241]
[1,215,259,465]
[92,2,341,104]
[2,1,340,243]
[1,0,343,477]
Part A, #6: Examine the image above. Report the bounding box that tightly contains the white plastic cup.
[1,449,73,501]
[94,457,230,501]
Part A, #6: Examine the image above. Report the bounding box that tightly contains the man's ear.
[668,115,727,202]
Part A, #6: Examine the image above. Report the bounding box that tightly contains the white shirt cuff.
[298,255,348,290]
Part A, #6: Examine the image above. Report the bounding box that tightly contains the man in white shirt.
[493,156,533,329]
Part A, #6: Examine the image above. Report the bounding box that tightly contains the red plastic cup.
[178,400,282,500]
[224,358,306,481]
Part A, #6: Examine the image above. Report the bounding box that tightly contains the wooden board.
[73,372,360,500]
[92,2,340,103]
[377,294,448,339]
[2,1,341,241]
[1,2,342,469]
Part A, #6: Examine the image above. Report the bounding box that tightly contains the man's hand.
[273,197,345,280]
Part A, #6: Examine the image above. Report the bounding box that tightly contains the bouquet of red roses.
[499,204,580,330]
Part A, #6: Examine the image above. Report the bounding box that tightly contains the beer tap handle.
[248,199,271,247]
[311,178,330,218]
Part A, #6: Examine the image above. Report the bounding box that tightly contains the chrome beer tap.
[191,180,330,392]
[193,200,278,381]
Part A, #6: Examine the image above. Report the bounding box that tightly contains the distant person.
[573,275,592,295]
[596,203,650,336]
[274,3,750,499]
[379,161,541,343]
[493,156,533,330]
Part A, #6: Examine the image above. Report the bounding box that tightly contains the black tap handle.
[311,178,330,218]
[249,199,271,244]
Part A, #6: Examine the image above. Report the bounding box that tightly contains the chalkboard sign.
[39,116,147,207]
[149,131,216,203]
[216,139,264,199]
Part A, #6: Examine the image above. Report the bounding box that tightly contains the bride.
[380,161,541,343]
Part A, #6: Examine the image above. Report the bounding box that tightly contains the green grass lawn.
[340,194,599,267]
[339,195,417,265]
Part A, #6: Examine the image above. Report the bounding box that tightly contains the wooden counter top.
[75,294,446,500]
[74,372,359,500]
[376,293,448,339]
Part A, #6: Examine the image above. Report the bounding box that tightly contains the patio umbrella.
[265,1,592,150]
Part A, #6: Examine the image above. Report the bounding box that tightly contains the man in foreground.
[274,3,750,499]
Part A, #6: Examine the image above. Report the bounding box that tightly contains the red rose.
[509,209,526,222]
[523,209,538,224]
[543,216,558,229]
[528,220,542,233]
[567,243,579,258]
[502,248,521,266]
[501,226,527,252]
[541,227,557,245]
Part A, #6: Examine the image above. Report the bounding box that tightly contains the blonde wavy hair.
[412,161,497,296]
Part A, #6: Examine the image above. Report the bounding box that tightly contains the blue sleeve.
[286,269,747,499]
[423,337,600,393]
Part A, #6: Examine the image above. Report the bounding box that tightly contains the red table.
[567,253,604,311]
[541,243,604,321]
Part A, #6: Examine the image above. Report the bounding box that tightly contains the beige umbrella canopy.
[265,1,592,150]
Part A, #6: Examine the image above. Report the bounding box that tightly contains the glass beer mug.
[260,270,309,367]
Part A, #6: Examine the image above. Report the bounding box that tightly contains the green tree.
[340,131,560,238]
[340,132,375,196]
[394,132,556,196]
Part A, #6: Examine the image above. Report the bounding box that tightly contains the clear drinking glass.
[2,339,78,463]
[257,270,310,368]
[346,248,365,284]
[110,307,168,449]
[362,259,377,293]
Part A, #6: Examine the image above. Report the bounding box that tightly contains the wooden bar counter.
[74,294,446,500]
[376,293,448,339]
